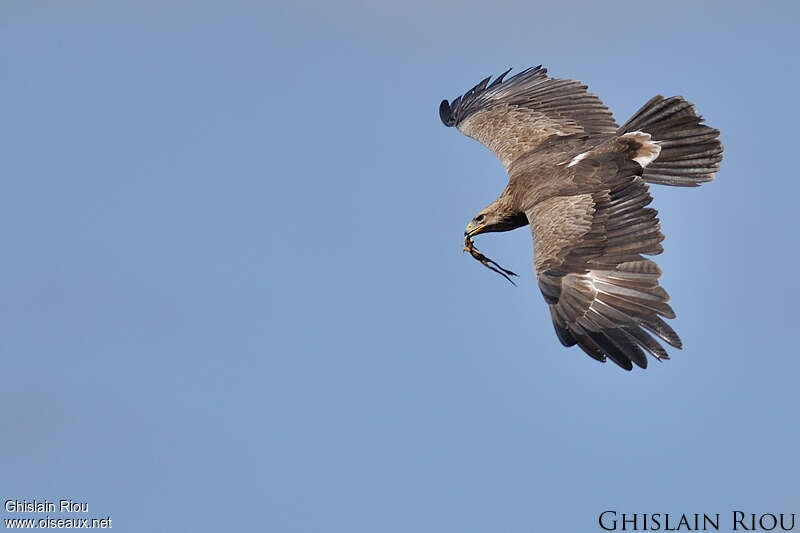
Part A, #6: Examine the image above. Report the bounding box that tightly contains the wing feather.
[440,66,618,169]
[526,150,682,370]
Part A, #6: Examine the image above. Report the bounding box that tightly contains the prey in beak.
[465,219,484,238]
[462,206,526,285]
[463,228,518,285]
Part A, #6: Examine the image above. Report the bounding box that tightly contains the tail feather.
[620,95,723,187]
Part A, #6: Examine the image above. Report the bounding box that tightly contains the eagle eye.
[475,214,486,223]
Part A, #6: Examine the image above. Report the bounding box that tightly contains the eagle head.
[465,207,527,237]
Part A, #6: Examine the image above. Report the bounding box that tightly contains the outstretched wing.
[525,150,681,370]
[439,66,618,169]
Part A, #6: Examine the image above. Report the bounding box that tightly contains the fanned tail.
[619,95,723,187]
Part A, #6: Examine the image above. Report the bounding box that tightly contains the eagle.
[440,65,722,370]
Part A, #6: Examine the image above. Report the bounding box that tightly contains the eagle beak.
[465,222,485,237]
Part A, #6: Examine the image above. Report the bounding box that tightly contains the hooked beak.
[465,222,485,237]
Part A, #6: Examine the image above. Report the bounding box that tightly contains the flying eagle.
[440,65,722,370]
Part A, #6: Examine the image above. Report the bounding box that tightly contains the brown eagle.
[440,65,722,370]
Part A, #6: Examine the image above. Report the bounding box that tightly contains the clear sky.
[2,1,798,531]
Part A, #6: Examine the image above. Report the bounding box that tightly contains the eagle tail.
[619,95,722,187]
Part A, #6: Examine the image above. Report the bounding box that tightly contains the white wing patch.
[567,151,591,167]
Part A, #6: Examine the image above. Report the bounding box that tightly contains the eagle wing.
[525,149,681,370]
[440,66,619,170]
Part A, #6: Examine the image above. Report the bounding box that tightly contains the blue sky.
[2,1,798,531]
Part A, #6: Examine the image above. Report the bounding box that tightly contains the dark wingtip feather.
[489,67,514,88]
[439,99,455,127]
[439,66,550,127]
[553,321,578,347]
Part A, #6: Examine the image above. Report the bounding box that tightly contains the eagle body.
[440,66,722,370]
